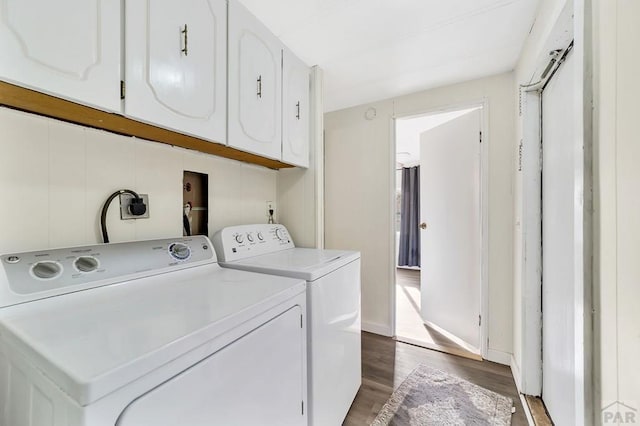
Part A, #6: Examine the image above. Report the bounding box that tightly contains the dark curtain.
[398,166,420,267]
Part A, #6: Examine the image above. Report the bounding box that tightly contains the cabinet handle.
[257,75,262,98]
[181,24,188,56]
[296,101,300,120]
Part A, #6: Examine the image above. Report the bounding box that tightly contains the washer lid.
[221,248,360,281]
[0,265,305,406]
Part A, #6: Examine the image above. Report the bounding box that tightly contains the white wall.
[0,107,277,253]
[324,72,515,358]
[593,0,640,418]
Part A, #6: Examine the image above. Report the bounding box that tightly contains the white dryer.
[0,236,307,426]
[212,224,361,426]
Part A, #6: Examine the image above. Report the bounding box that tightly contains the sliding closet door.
[541,49,576,426]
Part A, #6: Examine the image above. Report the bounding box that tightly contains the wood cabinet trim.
[0,81,294,170]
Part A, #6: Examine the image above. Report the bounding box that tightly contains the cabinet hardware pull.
[181,24,188,56]
[296,101,300,120]
[257,75,262,98]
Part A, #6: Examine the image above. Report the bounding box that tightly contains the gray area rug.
[371,364,513,425]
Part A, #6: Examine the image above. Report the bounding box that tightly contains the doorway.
[393,105,487,361]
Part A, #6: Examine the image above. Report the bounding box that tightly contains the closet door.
[0,0,121,112]
[541,49,577,426]
[282,48,310,168]
[125,0,226,143]
[227,0,282,160]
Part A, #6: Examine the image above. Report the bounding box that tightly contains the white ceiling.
[237,0,539,112]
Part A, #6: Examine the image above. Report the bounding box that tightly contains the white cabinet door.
[117,306,306,426]
[228,0,282,160]
[125,0,226,143]
[0,0,121,112]
[282,48,310,168]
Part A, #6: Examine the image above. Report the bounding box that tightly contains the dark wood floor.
[343,332,527,425]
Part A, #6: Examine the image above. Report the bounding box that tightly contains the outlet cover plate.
[120,193,150,220]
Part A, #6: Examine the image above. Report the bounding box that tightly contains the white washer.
[212,224,361,426]
[0,236,308,426]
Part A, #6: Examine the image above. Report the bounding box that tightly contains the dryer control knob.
[275,228,288,241]
[235,234,244,244]
[247,233,254,243]
[257,232,264,241]
[74,256,99,273]
[31,261,62,280]
[168,243,191,261]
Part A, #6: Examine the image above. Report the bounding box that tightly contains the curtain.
[398,166,420,267]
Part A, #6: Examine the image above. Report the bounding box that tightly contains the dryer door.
[117,306,305,426]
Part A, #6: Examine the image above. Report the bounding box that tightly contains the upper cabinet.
[124,0,226,144]
[282,48,310,168]
[227,0,283,161]
[0,0,121,112]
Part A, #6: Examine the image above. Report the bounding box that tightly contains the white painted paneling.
[85,128,136,244]
[0,108,49,253]
[206,154,245,232]
[0,107,277,253]
[325,73,514,354]
[594,0,640,416]
[48,120,87,247]
[614,0,640,411]
[240,164,278,224]
[133,141,183,240]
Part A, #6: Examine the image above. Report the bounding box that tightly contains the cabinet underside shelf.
[0,81,294,170]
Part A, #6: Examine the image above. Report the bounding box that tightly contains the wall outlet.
[120,193,150,220]
[266,201,276,221]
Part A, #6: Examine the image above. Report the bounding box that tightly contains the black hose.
[100,189,142,243]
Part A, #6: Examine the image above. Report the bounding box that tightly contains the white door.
[227,0,282,160]
[282,48,310,168]
[419,109,482,353]
[0,0,121,112]
[125,0,226,143]
[541,50,576,426]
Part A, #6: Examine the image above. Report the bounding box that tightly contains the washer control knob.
[74,256,99,273]
[257,232,264,241]
[235,234,244,244]
[168,243,191,261]
[247,233,254,243]
[31,261,62,280]
[275,228,287,241]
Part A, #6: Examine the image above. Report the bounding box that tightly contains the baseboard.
[510,355,522,391]
[485,348,511,366]
[362,321,393,337]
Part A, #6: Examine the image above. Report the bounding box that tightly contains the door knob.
[419,222,427,230]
